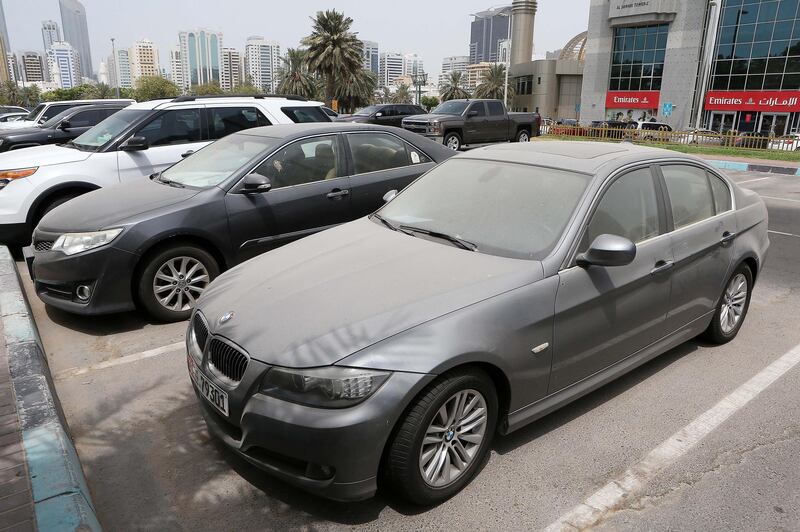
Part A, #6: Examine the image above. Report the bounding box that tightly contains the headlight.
[0,166,37,190]
[261,366,390,408]
[51,228,123,256]
[430,122,441,134]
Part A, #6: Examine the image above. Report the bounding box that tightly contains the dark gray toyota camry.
[187,141,769,504]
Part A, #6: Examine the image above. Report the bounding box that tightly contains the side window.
[208,106,270,140]
[662,165,716,229]
[709,172,732,213]
[252,135,339,188]
[584,168,660,250]
[99,108,121,120]
[487,101,505,116]
[281,106,331,123]
[135,109,203,147]
[69,109,104,127]
[348,133,413,174]
[41,104,73,122]
[468,103,486,117]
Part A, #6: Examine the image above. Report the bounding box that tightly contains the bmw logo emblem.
[445,429,455,442]
[219,311,235,325]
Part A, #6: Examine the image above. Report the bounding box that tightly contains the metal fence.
[540,124,800,152]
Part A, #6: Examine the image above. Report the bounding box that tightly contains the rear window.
[281,106,331,123]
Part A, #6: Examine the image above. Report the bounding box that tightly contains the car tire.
[137,245,219,322]
[385,368,498,505]
[515,129,530,143]
[444,132,462,151]
[701,263,753,345]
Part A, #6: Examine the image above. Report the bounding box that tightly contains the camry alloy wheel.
[720,273,748,334]
[419,389,487,487]
[152,256,210,312]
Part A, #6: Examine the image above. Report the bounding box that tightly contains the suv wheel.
[516,129,530,143]
[385,368,497,505]
[702,263,753,344]
[444,132,462,151]
[137,245,219,322]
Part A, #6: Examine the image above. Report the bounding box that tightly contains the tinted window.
[136,109,203,147]
[208,107,270,140]
[252,135,339,188]
[431,101,469,115]
[468,103,486,117]
[585,168,660,248]
[41,104,74,122]
[487,101,505,116]
[709,172,732,214]
[73,109,150,151]
[348,133,411,173]
[281,106,331,123]
[662,165,715,229]
[69,109,105,128]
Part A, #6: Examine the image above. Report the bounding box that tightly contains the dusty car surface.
[187,141,769,504]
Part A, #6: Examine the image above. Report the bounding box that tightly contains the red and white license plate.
[188,355,229,416]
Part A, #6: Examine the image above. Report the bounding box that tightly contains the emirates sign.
[705,91,800,112]
[605,91,661,109]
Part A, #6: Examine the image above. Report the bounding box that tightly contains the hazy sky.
[3,0,590,78]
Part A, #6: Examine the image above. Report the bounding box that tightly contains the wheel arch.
[27,181,101,227]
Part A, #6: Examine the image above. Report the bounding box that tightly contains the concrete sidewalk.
[702,154,800,175]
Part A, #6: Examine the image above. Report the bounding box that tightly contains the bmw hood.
[0,144,91,168]
[37,179,200,233]
[198,218,543,368]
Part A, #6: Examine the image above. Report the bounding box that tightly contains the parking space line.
[737,176,772,184]
[760,195,800,203]
[543,342,800,532]
[53,341,185,381]
[769,230,800,238]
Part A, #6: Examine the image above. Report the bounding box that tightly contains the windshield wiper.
[398,225,478,251]
[155,174,185,188]
[373,213,412,234]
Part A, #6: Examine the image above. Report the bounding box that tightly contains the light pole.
[411,71,428,107]
[111,37,120,98]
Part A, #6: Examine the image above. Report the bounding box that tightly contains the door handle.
[326,189,350,199]
[720,231,737,246]
[650,260,674,275]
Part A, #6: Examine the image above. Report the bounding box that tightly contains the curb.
[0,246,102,531]
[705,159,800,175]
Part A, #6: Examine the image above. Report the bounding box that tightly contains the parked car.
[767,133,800,151]
[0,112,29,123]
[734,131,769,149]
[0,103,130,152]
[27,123,454,320]
[682,128,723,145]
[0,98,135,130]
[0,94,330,246]
[186,141,768,504]
[0,105,30,115]
[402,99,540,150]
[336,104,426,128]
[321,106,339,118]
[588,120,627,138]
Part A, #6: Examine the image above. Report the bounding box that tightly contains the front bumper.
[30,234,139,315]
[191,352,434,501]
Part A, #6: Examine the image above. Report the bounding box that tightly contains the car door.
[486,101,508,141]
[116,107,208,182]
[225,134,353,262]
[464,102,489,144]
[345,131,436,218]
[373,106,397,127]
[551,166,672,392]
[659,164,737,333]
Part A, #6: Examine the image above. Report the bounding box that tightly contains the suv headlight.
[261,366,390,408]
[0,167,37,190]
[51,228,123,256]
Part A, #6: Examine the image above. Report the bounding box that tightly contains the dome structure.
[559,31,588,61]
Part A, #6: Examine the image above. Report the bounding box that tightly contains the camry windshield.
[431,101,469,115]
[354,105,380,116]
[70,109,149,151]
[376,159,591,259]
[159,134,275,188]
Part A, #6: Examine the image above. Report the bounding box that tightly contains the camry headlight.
[0,166,37,190]
[261,366,390,408]
[51,228,123,256]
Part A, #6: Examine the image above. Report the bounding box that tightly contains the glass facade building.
[609,24,668,92]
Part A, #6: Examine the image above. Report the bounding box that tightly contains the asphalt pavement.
[15,169,800,531]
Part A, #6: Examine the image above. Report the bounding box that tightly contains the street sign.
[662,102,673,117]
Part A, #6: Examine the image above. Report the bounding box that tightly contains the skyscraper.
[404,53,425,77]
[41,20,62,52]
[6,52,19,82]
[115,48,132,89]
[47,41,80,89]
[221,48,243,91]
[0,0,10,52]
[244,37,280,92]
[178,29,223,90]
[21,51,46,83]
[469,6,511,64]
[59,0,93,78]
[168,48,183,89]
[362,40,379,75]
[129,39,160,81]
[379,52,404,87]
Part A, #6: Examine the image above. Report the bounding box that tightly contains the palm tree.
[335,68,376,113]
[276,48,318,100]
[301,10,363,106]
[94,83,115,99]
[375,86,391,104]
[0,81,21,106]
[474,63,514,100]
[391,84,412,104]
[439,71,471,101]
[19,85,41,107]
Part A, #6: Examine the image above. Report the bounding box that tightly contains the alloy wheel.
[446,136,460,150]
[720,273,747,334]
[518,132,529,142]
[418,389,487,488]
[152,256,210,312]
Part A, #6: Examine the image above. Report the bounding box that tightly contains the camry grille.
[34,240,53,252]
[208,338,249,383]
[192,313,209,352]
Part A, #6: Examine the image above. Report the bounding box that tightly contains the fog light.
[75,284,91,301]
[304,462,334,480]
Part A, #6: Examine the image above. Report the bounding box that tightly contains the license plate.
[188,355,229,416]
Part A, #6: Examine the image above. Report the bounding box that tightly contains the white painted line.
[543,342,800,532]
[54,341,185,381]
[760,195,800,204]
[737,176,772,184]
[769,230,800,238]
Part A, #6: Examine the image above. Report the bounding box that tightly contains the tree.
[391,84,412,104]
[93,83,116,99]
[190,81,224,96]
[301,10,363,106]
[474,63,514,101]
[230,82,260,95]
[19,85,41,107]
[335,68,376,113]
[276,48,318,99]
[440,71,471,101]
[420,95,439,111]
[134,76,180,101]
[375,86,391,104]
[0,81,21,106]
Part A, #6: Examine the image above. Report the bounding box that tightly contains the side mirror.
[382,189,398,203]
[58,119,71,130]
[120,136,149,151]
[243,173,272,193]
[576,234,636,268]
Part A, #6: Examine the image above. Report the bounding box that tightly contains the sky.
[3,0,590,79]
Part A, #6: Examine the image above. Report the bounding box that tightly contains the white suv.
[0,95,330,245]
[0,98,136,130]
